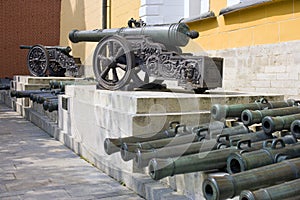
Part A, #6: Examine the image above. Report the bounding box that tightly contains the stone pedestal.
[10,76,80,117]
[8,76,286,199]
[57,85,283,199]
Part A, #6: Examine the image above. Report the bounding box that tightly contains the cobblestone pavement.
[0,104,144,200]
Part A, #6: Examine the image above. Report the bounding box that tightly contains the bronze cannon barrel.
[69,23,199,47]
[20,45,72,54]
[239,178,300,200]
[148,139,269,180]
[211,99,296,121]
[121,124,248,161]
[202,157,300,200]
[262,113,300,134]
[226,130,274,147]
[103,121,183,155]
[120,128,206,162]
[43,99,58,112]
[11,89,52,98]
[136,139,219,168]
[227,136,299,174]
[241,106,300,126]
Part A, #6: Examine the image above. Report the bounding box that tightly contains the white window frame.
[184,0,210,19]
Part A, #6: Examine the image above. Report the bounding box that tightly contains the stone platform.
[7,76,285,200]
[10,76,80,116]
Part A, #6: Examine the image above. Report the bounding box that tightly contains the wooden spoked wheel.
[27,45,49,76]
[93,35,135,90]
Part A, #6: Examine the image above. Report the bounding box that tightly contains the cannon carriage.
[20,45,81,77]
[69,19,223,93]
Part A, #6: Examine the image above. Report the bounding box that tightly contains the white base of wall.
[208,40,300,99]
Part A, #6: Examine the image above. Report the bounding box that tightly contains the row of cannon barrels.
[104,98,300,200]
[9,80,75,112]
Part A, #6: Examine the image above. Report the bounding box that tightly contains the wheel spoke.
[100,66,111,79]
[112,68,119,83]
[108,41,114,57]
[115,48,124,60]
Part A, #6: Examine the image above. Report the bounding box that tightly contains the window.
[184,0,210,19]
[140,0,211,25]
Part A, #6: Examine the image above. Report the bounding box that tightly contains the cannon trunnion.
[69,20,223,92]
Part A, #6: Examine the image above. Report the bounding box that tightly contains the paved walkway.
[0,103,144,200]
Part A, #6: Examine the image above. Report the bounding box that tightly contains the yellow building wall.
[60,0,103,71]
[188,0,300,50]
[110,0,141,28]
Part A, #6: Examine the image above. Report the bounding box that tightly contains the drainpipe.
[102,0,107,29]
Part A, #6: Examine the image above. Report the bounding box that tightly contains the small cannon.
[69,19,223,92]
[20,45,81,77]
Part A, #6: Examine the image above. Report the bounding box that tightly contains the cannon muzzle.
[241,106,300,126]
[227,136,299,174]
[262,113,300,134]
[202,157,300,200]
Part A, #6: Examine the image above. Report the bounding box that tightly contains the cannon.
[120,126,207,161]
[202,157,300,200]
[148,138,280,180]
[20,44,81,77]
[10,89,58,98]
[262,113,300,135]
[217,130,274,148]
[43,98,58,112]
[69,19,223,92]
[239,178,300,200]
[227,136,299,174]
[121,124,249,161]
[211,98,296,121]
[241,106,300,126]
[104,121,183,155]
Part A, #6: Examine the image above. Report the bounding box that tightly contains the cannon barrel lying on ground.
[136,139,219,168]
[121,124,248,161]
[211,98,296,121]
[43,98,59,112]
[147,137,295,180]
[133,125,250,166]
[239,178,300,200]
[104,121,185,155]
[202,157,300,200]
[217,130,274,148]
[262,113,300,134]
[227,135,300,174]
[11,89,55,98]
[241,106,300,126]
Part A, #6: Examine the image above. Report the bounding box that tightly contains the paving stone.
[0,103,143,200]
